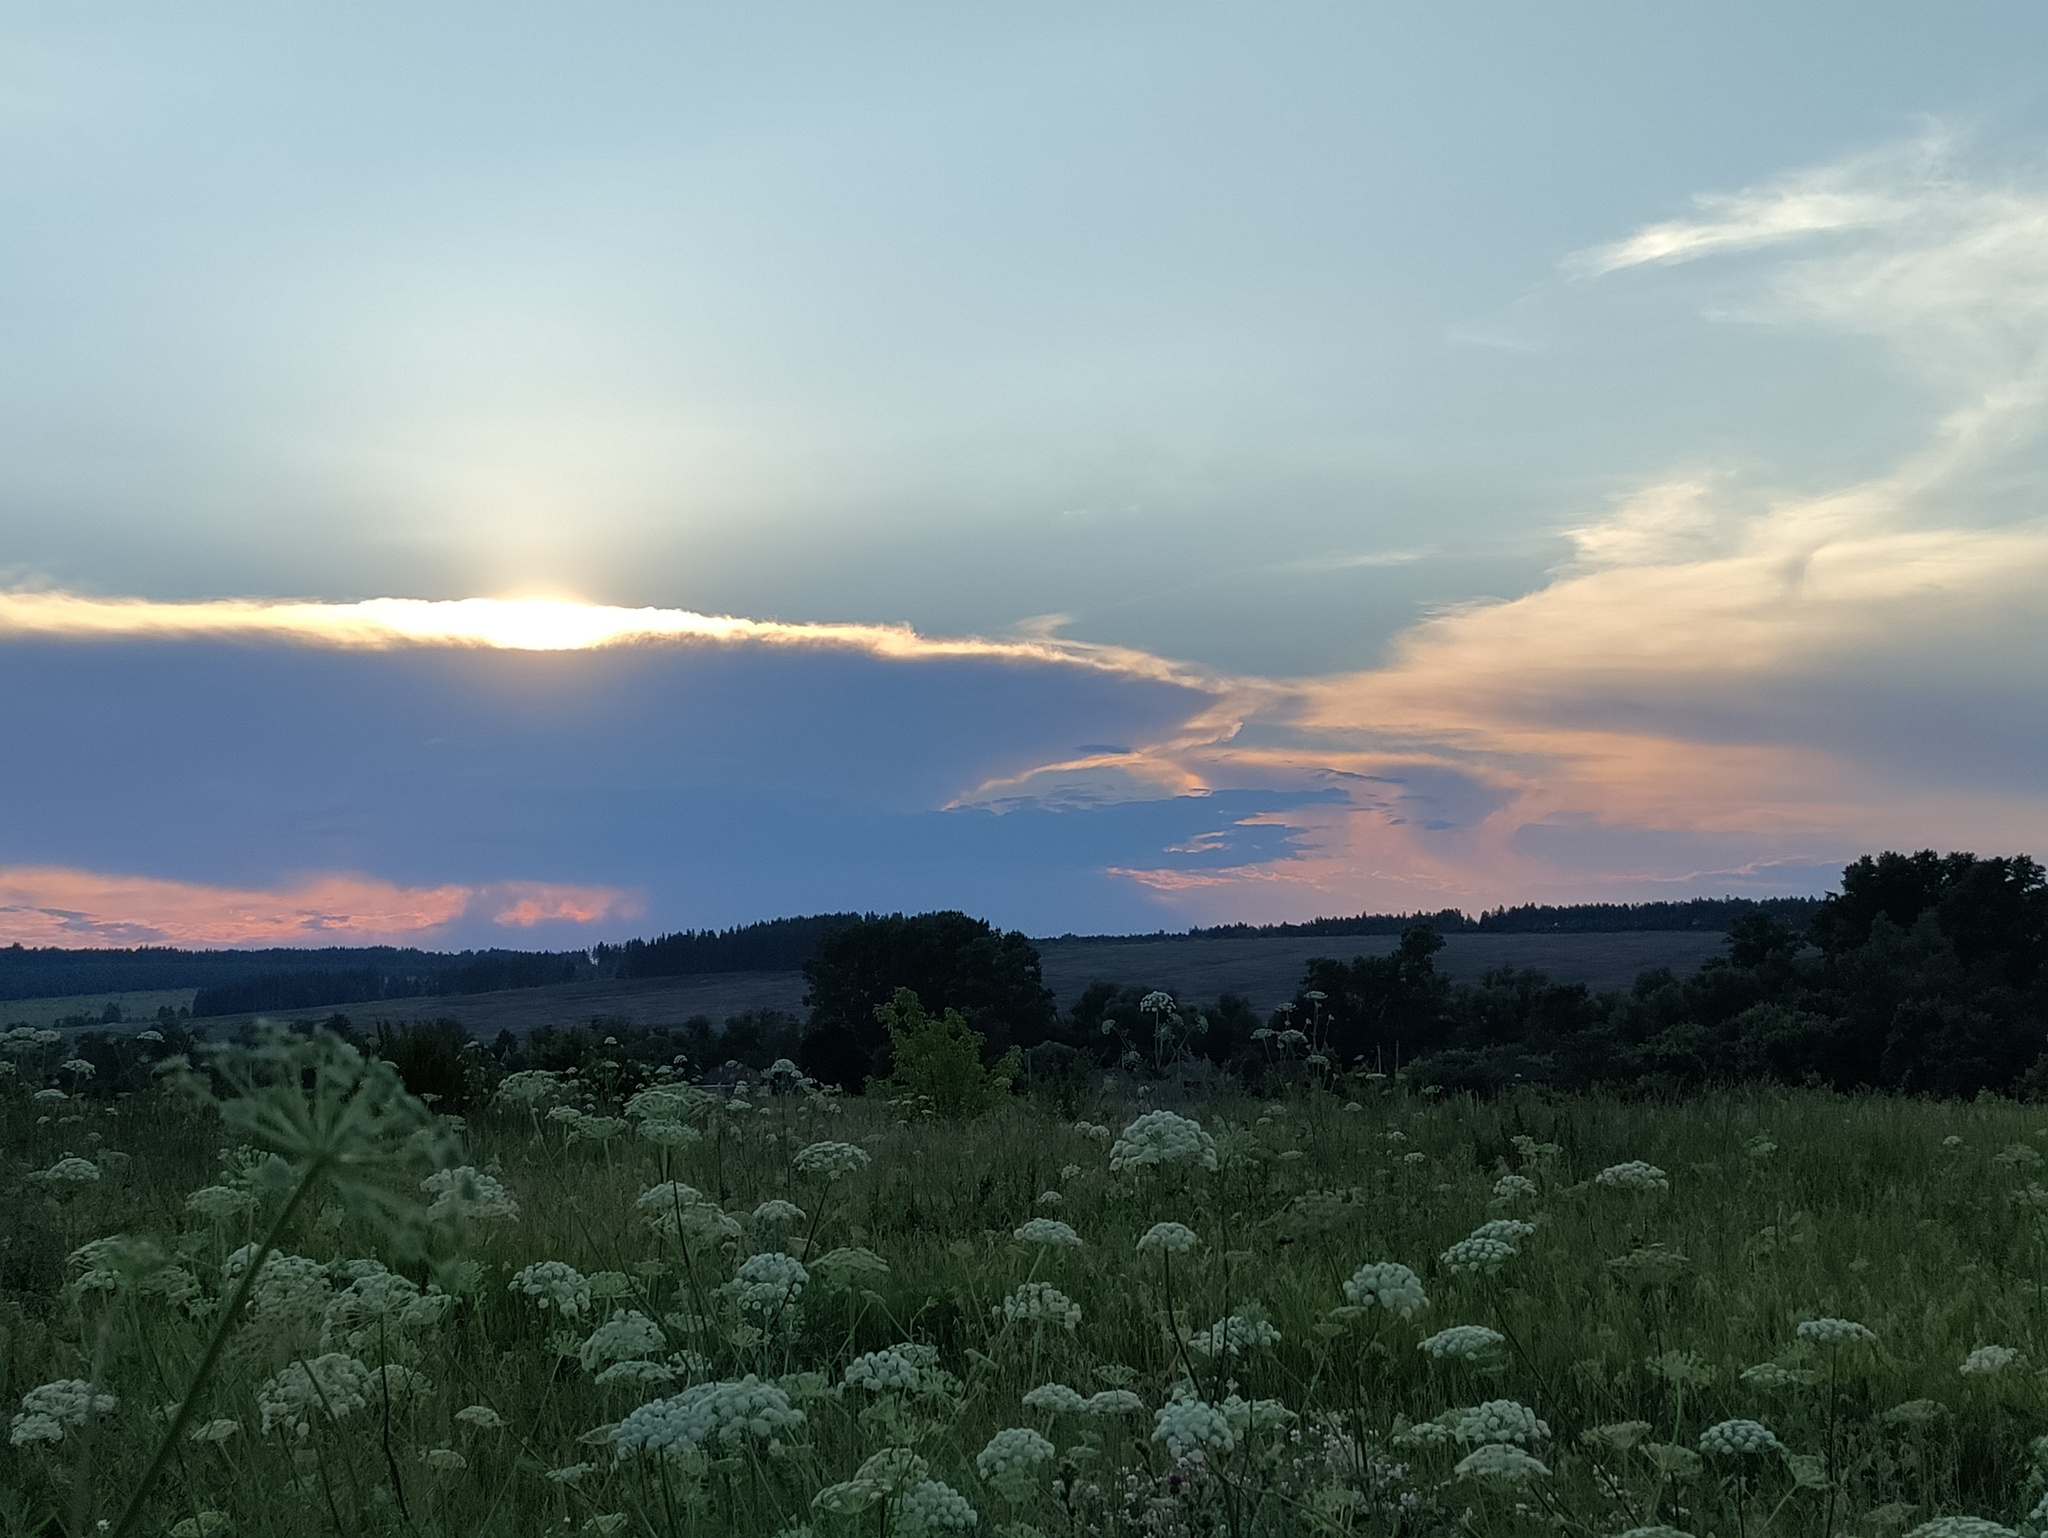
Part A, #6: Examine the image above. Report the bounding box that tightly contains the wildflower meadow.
[10,1022,2048,1538]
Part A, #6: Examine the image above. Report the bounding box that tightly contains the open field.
[0,990,198,1031]
[6,1027,2048,1537]
[175,931,1730,1037]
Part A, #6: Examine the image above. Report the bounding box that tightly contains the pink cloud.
[0,866,641,948]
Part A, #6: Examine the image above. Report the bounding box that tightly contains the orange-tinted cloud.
[0,866,641,948]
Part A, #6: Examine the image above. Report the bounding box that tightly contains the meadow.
[7,1024,2048,1538]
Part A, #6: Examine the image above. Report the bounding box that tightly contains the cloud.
[0,866,640,948]
[11,136,2048,936]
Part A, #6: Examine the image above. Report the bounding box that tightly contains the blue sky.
[6,5,2048,945]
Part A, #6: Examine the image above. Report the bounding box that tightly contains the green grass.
[0,991,195,1031]
[8,1049,2048,1537]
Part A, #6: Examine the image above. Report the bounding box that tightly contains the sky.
[6,4,2048,947]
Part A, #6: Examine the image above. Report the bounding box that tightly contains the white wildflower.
[508,1261,591,1319]
[893,1478,979,1534]
[1796,1317,1877,1347]
[1440,1236,1516,1273]
[1699,1418,1783,1456]
[184,1186,257,1223]
[843,1348,923,1394]
[454,1404,503,1430]
[1137,1222,1200,1256]
[1109,1111,1218,1173]
[421,1166,519,1224]
[728,1252,808,1316]
[1903,1521,2020,1538]
[1000,1282,1080,1330]
[1187,1313,1280,1357]
[1084,1389,1144,1415]
[35,1156,101,1184]
[1491,1174,1538,1202]
[752,1199,805,1227]
[1152,1396,1236,1458]
[579,1311,667,1374]
[1450,1400,1548,1446]
[1467,1218,1535,1244]
[1455,1443,1551,1484]
[1594,1161,1669,1192]
[1419,1324,1505,1360]
[1021,1383,1087,1414]
[1074,1123,1112,1144]
[610,1375,804,1459]
[10,1380,116,1447]
[1345,1261,1428,1318]
[792,1141,871,1181]
[256,1354,373,1437]
[977,1426,1056,1501]
[1012,1218,1082,1248]
[1960,1345,2020,1376]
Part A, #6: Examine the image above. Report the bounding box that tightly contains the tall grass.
[7,1049,2048,1536]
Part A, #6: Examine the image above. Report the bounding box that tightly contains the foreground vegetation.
[10,1022,2048,1538]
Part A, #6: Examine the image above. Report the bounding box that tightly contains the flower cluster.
[1419,1324,1505,1360]
[1153,1396,1237,1458]
[1960,1344,2020,1376]
[1440,1236,1516,1274]
[1699,1418,1784,1456]
[792,1141,872,1181]
[1109,1111,1218,1173]
[1797,1317,1877,1347]
[1490,1173,1538,1202]
[578,1311,667,1374]
[892,1478,979,1534]
[610,1376,804,1459]
[256,1354,374,1437]
[1000,1282,1080,1329]
[1594,1160,1670,1192]
[1013,1218,1082,1247]
[1455,1444,1551,1484]
[420,1166,519,1224]
[1187,1313,1281,1357]
[727,1251,808,1315]
[508,1261,591,1318]
[977,1425,1056,1500]
[10,1379,117,1447]
[844,1347,924,1394]
[1344,1261,1428,1318]
[1137,1222,1200,1256]
[1023,1383,1143,1415]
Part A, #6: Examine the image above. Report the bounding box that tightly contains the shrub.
[871,988,1018,1118]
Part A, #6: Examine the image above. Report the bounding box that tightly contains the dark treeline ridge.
[0,944,591,1010]
[593,914,865,978]
[1189,895,1825,939]
[189,952,585,1018]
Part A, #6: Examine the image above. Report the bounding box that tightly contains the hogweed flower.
[1796,1317,1877,1347]
[1109,1110,1218,1173]
[1187,1313,1281,1357]
[454,1405,504,1431]
[421,1166,519,1224]
[1013,1217,1083,1248]
[1491,1174,1538,1202]
[509,1261,592,1319]
[892,1479,979,1534]
[1153,1396,1236,1458]
[1441,1236,1516,1274]
[256,1354,374,1437]
[184,1185,257,1223]
[843,1348,924,1394]
[1594,1161,1669,1192]
[1000,1282,1080,1330]
[1450,1400,1548,1446]
[1419,1324,1505,1360]
[1467,1218,1535,1245]
[1345,1261,1428,1318]
[752,1199,805,1227]
[35,1156,101,1184]
[1138,1221,1200,1256]
[1901,1521,2020,1538]
[611,1375,803,1460]
[579,1311,667,1374]
[728,1252,808,1315]
[1022,1382,1087,1414]
[1960,1344,2020,1376]
[10,1379,117,1447]
[792,1140,871,1181]
[977,1426,1056,1501]
[1699,1418,1783,1457]
[1455,1443,1551,1484]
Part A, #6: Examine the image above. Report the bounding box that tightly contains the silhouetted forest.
[594,914,863,978]
[0,944,592,1006]
[189,952,585,1017]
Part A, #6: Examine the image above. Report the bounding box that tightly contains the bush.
[871,987,1018,1118]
